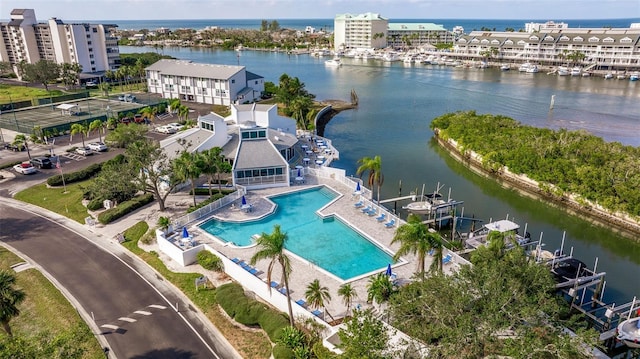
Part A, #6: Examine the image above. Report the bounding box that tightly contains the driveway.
[0,202,238,358]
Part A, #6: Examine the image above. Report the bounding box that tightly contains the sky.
[2,0,639,20]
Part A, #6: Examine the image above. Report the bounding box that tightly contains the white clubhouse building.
[145,59,265,105]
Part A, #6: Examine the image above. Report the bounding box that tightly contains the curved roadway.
[0,200,239,359]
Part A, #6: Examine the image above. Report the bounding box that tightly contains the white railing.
[172,186,246,228]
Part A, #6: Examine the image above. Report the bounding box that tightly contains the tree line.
[431,111,640,218]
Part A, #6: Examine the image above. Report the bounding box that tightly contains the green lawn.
[14,182,91,224]
[0,84,63,103]
[0,247,103,358]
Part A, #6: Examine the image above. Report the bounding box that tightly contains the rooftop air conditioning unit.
[274,136,280,141]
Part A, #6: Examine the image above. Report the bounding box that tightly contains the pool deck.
[186,174,460,320]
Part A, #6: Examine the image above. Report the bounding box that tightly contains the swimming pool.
[199,186,394,281]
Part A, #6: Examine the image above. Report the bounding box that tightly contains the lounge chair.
[376,213,386,222]
[367,208,378,216]
[428,249,435,256]
[231,257,241,264]
[442,254,453,265]
[361,205,372,213]
[270,281,280,289]
[384,219,396,228]
[296,299,307,308]
[354,200,364,208]
[279,287,291,295]
[312,309,323,318]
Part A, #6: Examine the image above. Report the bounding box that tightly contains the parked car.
[4,143,25,152]
[166,122,184,131]
[30,157,53,169]
[85,81,98,88]
[13,162,37,175]
[124,94,136,102]
[75,146,94,156]
[87,142,108,152]
[156,125,177,134]
[117,94,126,101]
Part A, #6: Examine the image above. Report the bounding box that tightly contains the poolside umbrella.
[297,168,301,177]
[241,195,247,206]
[385,263,392,276]
[182,226,190,239]
[356,182,361,193]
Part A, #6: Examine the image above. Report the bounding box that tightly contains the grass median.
[0,247,103,358]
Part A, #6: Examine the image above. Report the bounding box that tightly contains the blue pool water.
[199,187,394,280]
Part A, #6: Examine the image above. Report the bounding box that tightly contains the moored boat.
[570,67,582,76]
[464,219,531,250]
[518,62,532,72]
[324,57,342,67]
[630,72,639,81]
[500,64,510,71]
[526,65,539,73]
[557,66,570,76]
[604,73,614,79]
[616,314,640,348]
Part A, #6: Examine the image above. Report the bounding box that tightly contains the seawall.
[433,129,640,242]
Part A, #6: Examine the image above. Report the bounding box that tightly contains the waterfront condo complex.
[0,9,120,77]
[145,59,265,105]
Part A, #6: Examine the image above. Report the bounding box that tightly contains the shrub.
[189,187,232,196]
[259,309,290,342]
[216,283,246,318]
[186,193,226,213]
[0,160,22,170]
[235,302,267,327]
[97,193,154,224]
[272,343,294,359]
[87,198,104,211]
[47,162,102,186]
[196,250,223,271]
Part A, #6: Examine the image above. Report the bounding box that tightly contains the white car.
[87,142,108,152]
[167,122,184,131]
[14,162,37,175]
[75,146,94,156]
[156,125,177,134]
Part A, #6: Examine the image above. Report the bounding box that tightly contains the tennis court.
[0,94,163,135]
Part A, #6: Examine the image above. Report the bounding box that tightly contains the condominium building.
[454,25,640,70]
[387,23,453,49]
[334,13,389,52]
[0,9,120,76]
[145,59,265,105]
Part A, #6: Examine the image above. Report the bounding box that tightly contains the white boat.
[630,72,639,81]
[581,72,591,77]
[381,52,400,62]
[557,66,570,76]
[518,62,532,72]
[570,67,582,76]
[617,74,626,80]
[464,219,531,250]
[604,73,614,79]
[500,64,510,71]
[526,65,539,73]
[324,57,342,67]
[402,55,414,64]
[616,316,640,348]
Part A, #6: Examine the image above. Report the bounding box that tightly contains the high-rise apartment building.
[0,9,120,77]
[334,13,389,52]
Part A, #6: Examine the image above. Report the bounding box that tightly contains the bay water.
[122,45,640,305]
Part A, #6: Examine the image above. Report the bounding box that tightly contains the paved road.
[0,203,230,359]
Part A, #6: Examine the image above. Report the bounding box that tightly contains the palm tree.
[11,134,31,160]
[250,225,295,326]
[89,119,105,142]
[305,279,334,322]
[338,283,358,317]
[70,123,89,147]
[199,147,231,196]
[173,151,202,207]
[140,106,157,124]
[391,213,444,277]
[0,270,26,337]
[366,272,395,305]
[356,155,384,203]
[106,117,118,130]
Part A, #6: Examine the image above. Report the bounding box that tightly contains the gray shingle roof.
[234,139,286,169]
[145,59,244,80]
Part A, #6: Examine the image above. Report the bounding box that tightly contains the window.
[231,79,235,84]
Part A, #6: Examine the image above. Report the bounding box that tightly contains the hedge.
[87,198,104,211]
[0,160,22,170]
[47,163,102,186]
[97,193,154,224]
[272,343,294,359]
[189,187,234,196]
[47,154,125,187]
[186,193,226,213]
[215,282,290,341]
[196,250,223,271]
